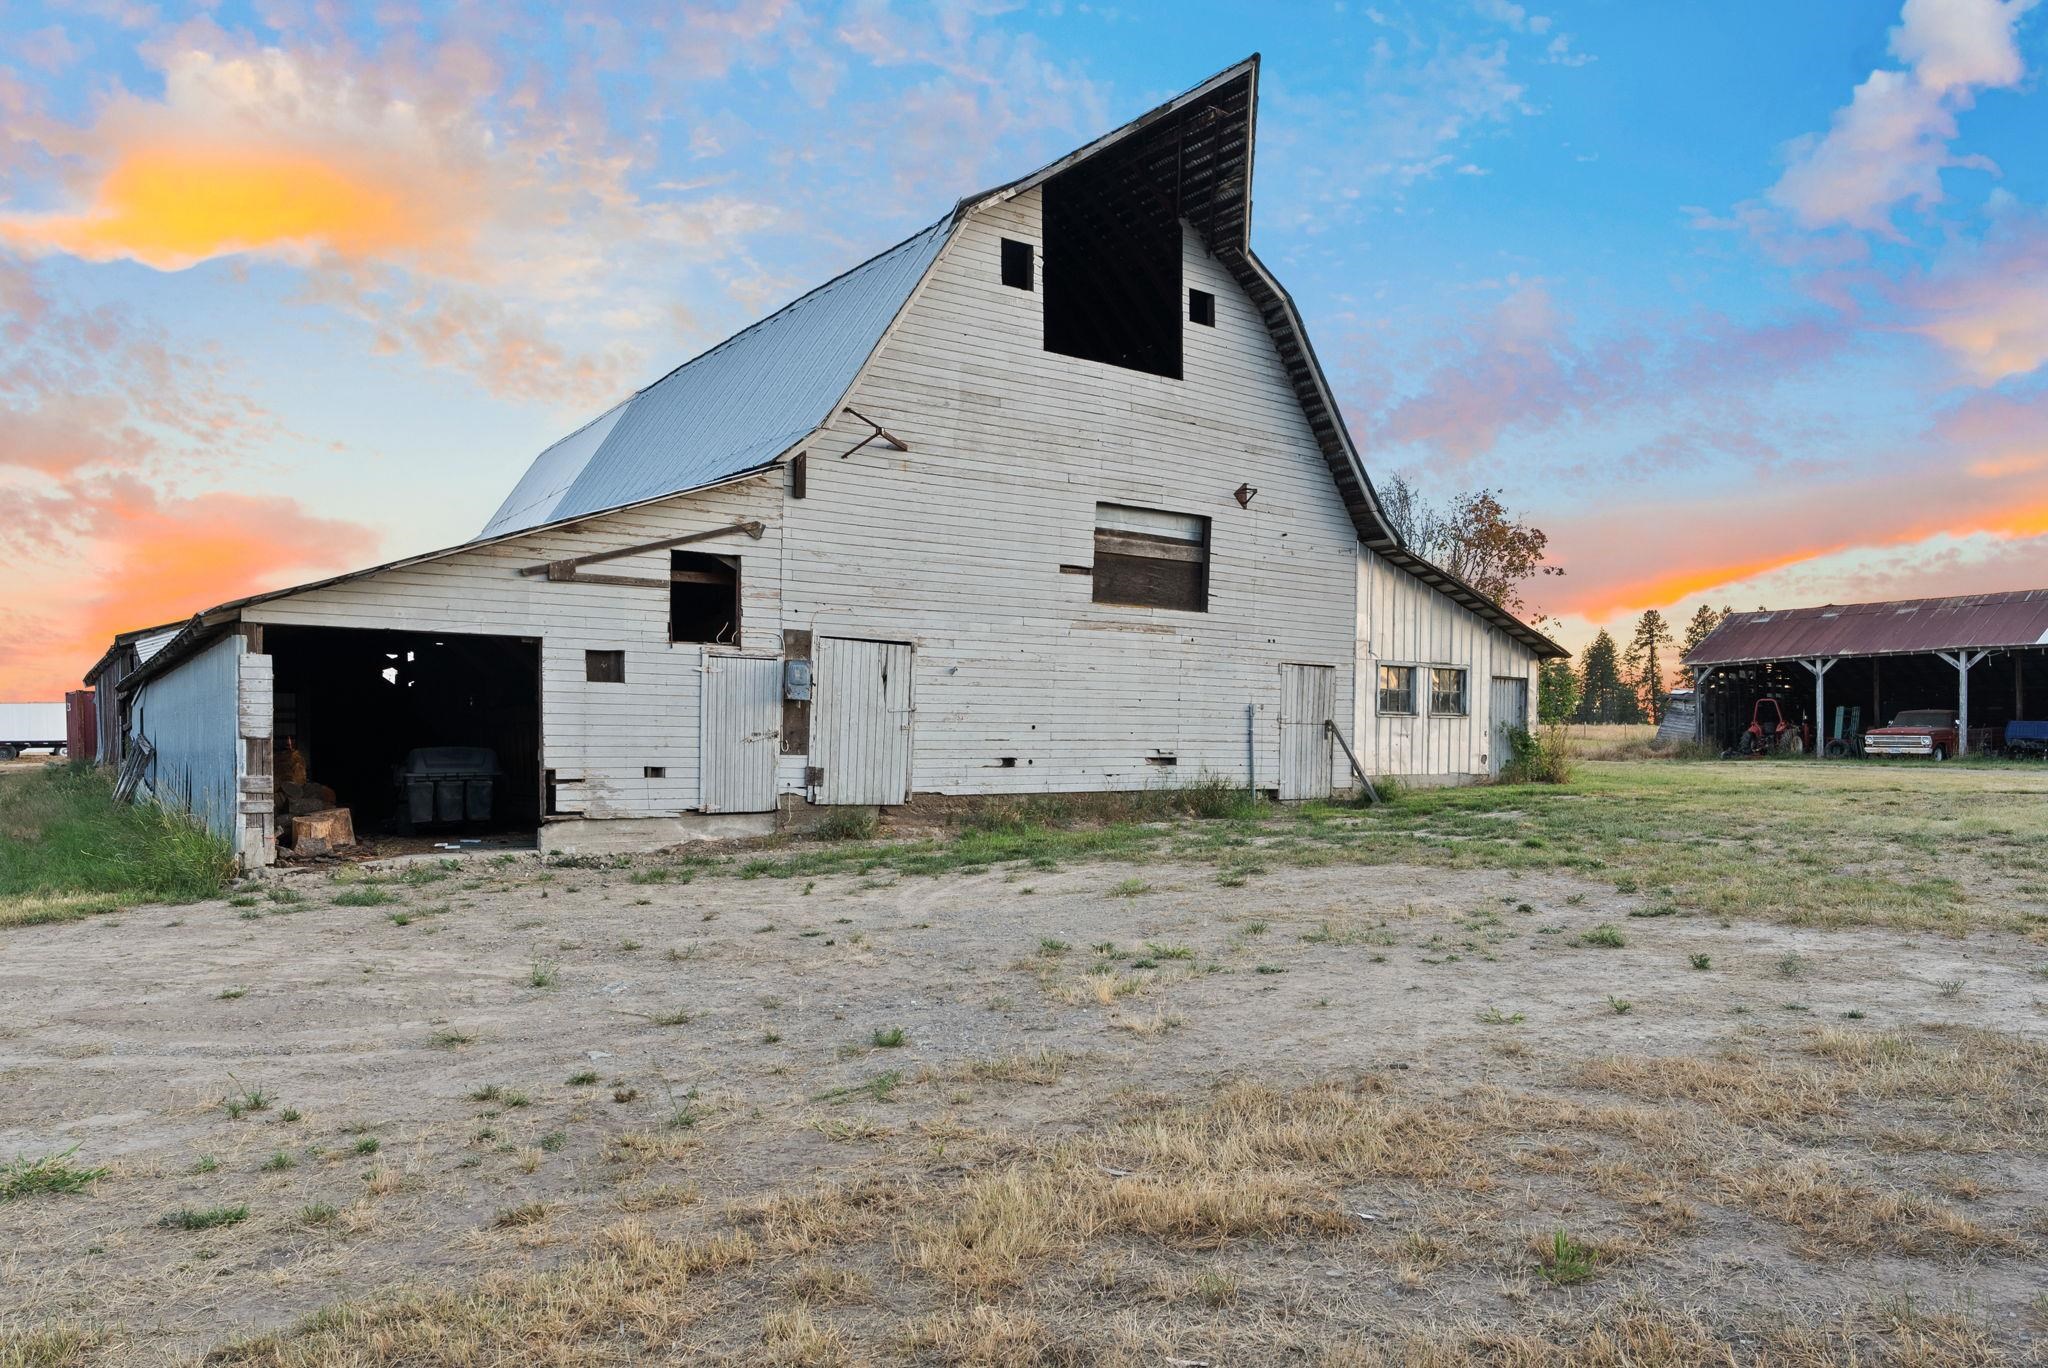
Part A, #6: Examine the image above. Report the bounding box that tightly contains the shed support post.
[1796,658,1836,757]
[1694,667,1715,745]
[1936,650,1991,754]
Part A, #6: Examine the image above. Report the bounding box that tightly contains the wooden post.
[1797,658,1836,757]
[1937,649,1991,754]
[1694,667,1715,745]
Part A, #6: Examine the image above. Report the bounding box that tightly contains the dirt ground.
[3,781,2046,1363]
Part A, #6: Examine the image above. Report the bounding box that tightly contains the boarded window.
[1189,289,1215,326]
[1430,667,1467,716]
[1042,155,1182,379]
[586,650,625,683]
[1378,664,1415,715]
[1091,503,1208,612]
[1000,238,1034,290]
[671,552,739,645]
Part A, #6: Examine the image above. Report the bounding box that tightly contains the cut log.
[289,808,354,851]
[278,780,338,815]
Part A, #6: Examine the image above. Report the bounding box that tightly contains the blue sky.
[4,0,2046,694]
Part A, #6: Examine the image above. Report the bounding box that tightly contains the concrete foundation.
[539,812,777,855]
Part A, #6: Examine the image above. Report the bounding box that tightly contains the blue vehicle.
[2005,720,2048,758]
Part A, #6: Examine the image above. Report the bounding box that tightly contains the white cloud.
[1769,0,2036,234]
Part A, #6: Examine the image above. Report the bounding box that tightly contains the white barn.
[104,58,1562,867]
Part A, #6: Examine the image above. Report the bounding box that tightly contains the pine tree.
[1678,604,1729,686]
[1624,610,1676,723]
[1537,657,1579,724]
[1574,631,1628,724]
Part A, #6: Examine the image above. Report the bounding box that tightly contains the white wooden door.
[813,639,913,806]
[700,654,781,813]
[1489,675,1529,777]
[1277,663,1335,801]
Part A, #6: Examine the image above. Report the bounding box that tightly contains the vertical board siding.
[130,634,243,844]
[700,654,782,812]
[1277,663,1335,799]
[813,639,914,804]
[1355,548,1538,780]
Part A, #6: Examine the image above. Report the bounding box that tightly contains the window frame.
[1089,503,1210,614]
[1377,663,1416,716]
[585,649,626,684]
[1429,666,1469,717]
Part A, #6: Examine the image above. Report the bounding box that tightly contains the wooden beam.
[518,521,763,578]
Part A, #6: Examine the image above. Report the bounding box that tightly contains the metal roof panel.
[1685,589,2048,666]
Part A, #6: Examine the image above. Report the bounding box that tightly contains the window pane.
[1377,664,1414,714]
[1430,668,1466,715]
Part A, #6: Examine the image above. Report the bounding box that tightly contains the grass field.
[0,763,235,928]
[1,759,2044,1364]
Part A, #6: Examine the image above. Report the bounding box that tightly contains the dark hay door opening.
[265,626,542,843]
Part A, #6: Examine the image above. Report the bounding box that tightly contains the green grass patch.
[0,764,235,926]
[1,1146,109,1200]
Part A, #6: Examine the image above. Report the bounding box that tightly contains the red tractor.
[1730,697,1810,757]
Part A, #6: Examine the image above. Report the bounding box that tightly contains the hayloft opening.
[1042,154,1182,379]
[266,626,540,845]
[671,552,739,645]
[1092,503,1208,612]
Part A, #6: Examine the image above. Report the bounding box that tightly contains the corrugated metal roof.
[479,218,952,538]
[1685,589,2048,666]
[134,626,182,664]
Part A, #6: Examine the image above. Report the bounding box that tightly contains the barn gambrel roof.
[477,55,1562,656]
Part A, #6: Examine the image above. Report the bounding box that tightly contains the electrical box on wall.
[783,658,813,701]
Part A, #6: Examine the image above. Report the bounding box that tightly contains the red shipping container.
[65,689,96,763]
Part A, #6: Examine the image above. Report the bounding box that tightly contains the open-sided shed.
[1682,589,2048,756]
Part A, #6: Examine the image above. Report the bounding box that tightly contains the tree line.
[1538,604,1729,725]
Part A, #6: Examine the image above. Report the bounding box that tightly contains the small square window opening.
[671,552,739,644]
[1000,238,1034,291]
[644,766,666,779]
[1091,503,1209,613]
[1377,664,1415,715]
[586,650,625,683]
[1188,289,1215,326]
[1430,667,1468,716]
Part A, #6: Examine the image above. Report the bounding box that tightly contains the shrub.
[1500,725,1574,785]
[815,807,878,841]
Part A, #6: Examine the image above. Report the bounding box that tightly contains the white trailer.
[0,702,68,759]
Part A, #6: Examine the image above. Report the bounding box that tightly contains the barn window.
[1378,665,1415,715]
[1430,668,1468,716]
[1091,503,1208,612]
[1189,289,1215,326]
[1041,156,1182,379]
[586,650,625,683]
[671,552,739,645]
[1000,238,1034,290]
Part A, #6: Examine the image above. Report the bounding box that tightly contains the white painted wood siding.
[1355,547,1539,781]
[777,191,1360,796]
[243,482,783,820]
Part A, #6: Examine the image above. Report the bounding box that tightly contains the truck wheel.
[0,745,17,761]
[1931,745,1947,762]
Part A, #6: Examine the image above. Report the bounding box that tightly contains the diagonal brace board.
[518,520,765,585]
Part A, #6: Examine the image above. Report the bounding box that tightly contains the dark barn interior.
[266,626,541,838]
[1700,649,2044,753]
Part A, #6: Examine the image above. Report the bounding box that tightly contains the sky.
[2,0,2046,699]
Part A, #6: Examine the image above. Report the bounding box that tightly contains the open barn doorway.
[264,626,541,851]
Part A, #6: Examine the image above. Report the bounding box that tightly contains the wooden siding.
[232,183,1514,825]
[1355,548,1539,780]
[777,192,1359,795]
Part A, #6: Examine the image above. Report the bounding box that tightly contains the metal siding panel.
[701,654,781,813]
[484,221,951,539]
[129,634,242,844]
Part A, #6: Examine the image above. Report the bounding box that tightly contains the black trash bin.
[397,747,502,833]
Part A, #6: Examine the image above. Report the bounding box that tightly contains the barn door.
[812,638,913,806]
[700,654,781,812]
[1277,663,1335,801]
[1490,676,1529,777]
